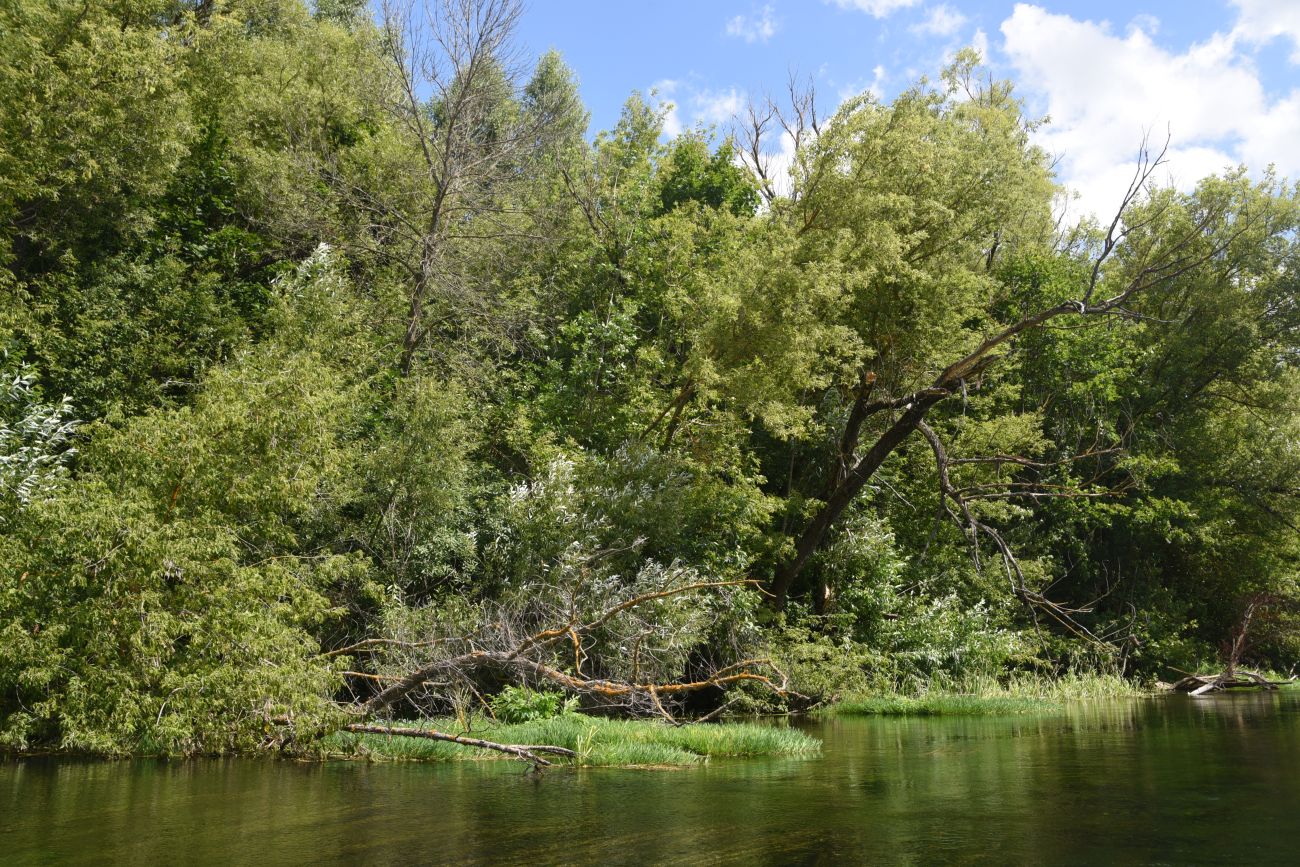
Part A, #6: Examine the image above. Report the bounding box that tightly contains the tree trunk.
[769,395,945,608]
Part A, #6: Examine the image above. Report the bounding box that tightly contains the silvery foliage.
[1,361,77,519]
[284,242,339,290]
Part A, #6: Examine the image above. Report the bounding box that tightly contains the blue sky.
[510,1,1300,217]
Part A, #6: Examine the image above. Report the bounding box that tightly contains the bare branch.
[915,420,1116,648]
[1084,129,1171,304]
[343,723,575,767]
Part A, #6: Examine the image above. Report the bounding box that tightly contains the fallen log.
[1171,670,1285,695]
[1189,677,1223,697]
[343,723,577,767]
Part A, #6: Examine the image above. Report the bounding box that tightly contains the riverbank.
[827,672,1148,717]
[321,714,821,767]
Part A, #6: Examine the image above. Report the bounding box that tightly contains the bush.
[489,687,577,724]
[0,260,372,754]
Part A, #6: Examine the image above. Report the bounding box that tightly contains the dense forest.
[1,0,1297,756]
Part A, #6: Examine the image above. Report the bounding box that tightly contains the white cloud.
[1238,90,1300,170]
[650,79,683,137]
[827,0,921,19]
[999,4,1300,219]
[1128,13,1160,37]
[649,81,747,136]
[695,87,746,125]
[910,4,966,38]
[1229,0,1300,61]
[726,4,778,44]
[971,27,989,60]
[835,65,888,101]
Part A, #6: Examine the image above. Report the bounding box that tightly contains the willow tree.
[729,57,1263,611]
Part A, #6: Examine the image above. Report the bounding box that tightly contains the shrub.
[489,687,578,724]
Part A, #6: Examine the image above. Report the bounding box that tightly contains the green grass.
[321,714,820,767]
[830,694,1054,716]
[829,671,1147,717]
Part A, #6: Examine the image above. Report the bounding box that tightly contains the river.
[4,689,1299,864]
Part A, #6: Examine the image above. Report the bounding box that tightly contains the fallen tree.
[1169,672,1286,696]
[1171,596,1298,695]
[342,723,577,766]
[328,567,803,765]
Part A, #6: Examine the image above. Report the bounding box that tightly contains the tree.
[306,0,583,375]
[736,60,1280,614]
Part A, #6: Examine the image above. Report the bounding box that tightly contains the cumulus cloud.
[649,81,747,136]
[649,79,683,137]
[726,4,778,44]
[999,4,1300,219]
[910,4,966,38]
[1229,0,1300,61]
[826,0,921,19]
[695,87,746,125]
[835,64,889,102]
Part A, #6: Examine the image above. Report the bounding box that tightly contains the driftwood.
[1173,598,1299,695]
[343,724,577,767]
[1170,671,1289,695]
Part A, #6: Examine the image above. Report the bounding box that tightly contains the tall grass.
[830,670,1147,717]
[322,714,820,767]
[831,694,1053,716]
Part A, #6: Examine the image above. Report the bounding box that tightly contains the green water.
[4,690,1299,865]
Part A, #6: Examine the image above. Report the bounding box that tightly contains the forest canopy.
[1,0,1297,755]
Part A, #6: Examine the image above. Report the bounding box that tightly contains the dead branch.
[324,637,456,657]
[736,72,821,206]
[915,419,1116,649]
[695,696,743,723]
[344,723,575,766]
[358,650,797,715]
[336,566,797,737]
[737,98,778,205]
[502,578,760,667]
[1170,670,1282,695]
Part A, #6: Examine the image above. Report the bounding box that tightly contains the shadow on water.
[4,690,1299,865]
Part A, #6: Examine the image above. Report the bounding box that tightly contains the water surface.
[4,690,1299,864]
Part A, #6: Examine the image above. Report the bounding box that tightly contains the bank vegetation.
[1,0,1298,761]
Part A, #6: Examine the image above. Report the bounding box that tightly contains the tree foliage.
[1,2,1297,754]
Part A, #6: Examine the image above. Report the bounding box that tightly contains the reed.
[322,714,819,766]
[830,670,1146,717]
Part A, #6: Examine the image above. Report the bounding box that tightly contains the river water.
[4,690,1299,865]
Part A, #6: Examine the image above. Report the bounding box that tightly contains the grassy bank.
[829,671,1147,717]
[830,694,1054,716]
[322,714,820,767]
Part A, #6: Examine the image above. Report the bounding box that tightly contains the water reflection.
[4,690,1299,865]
